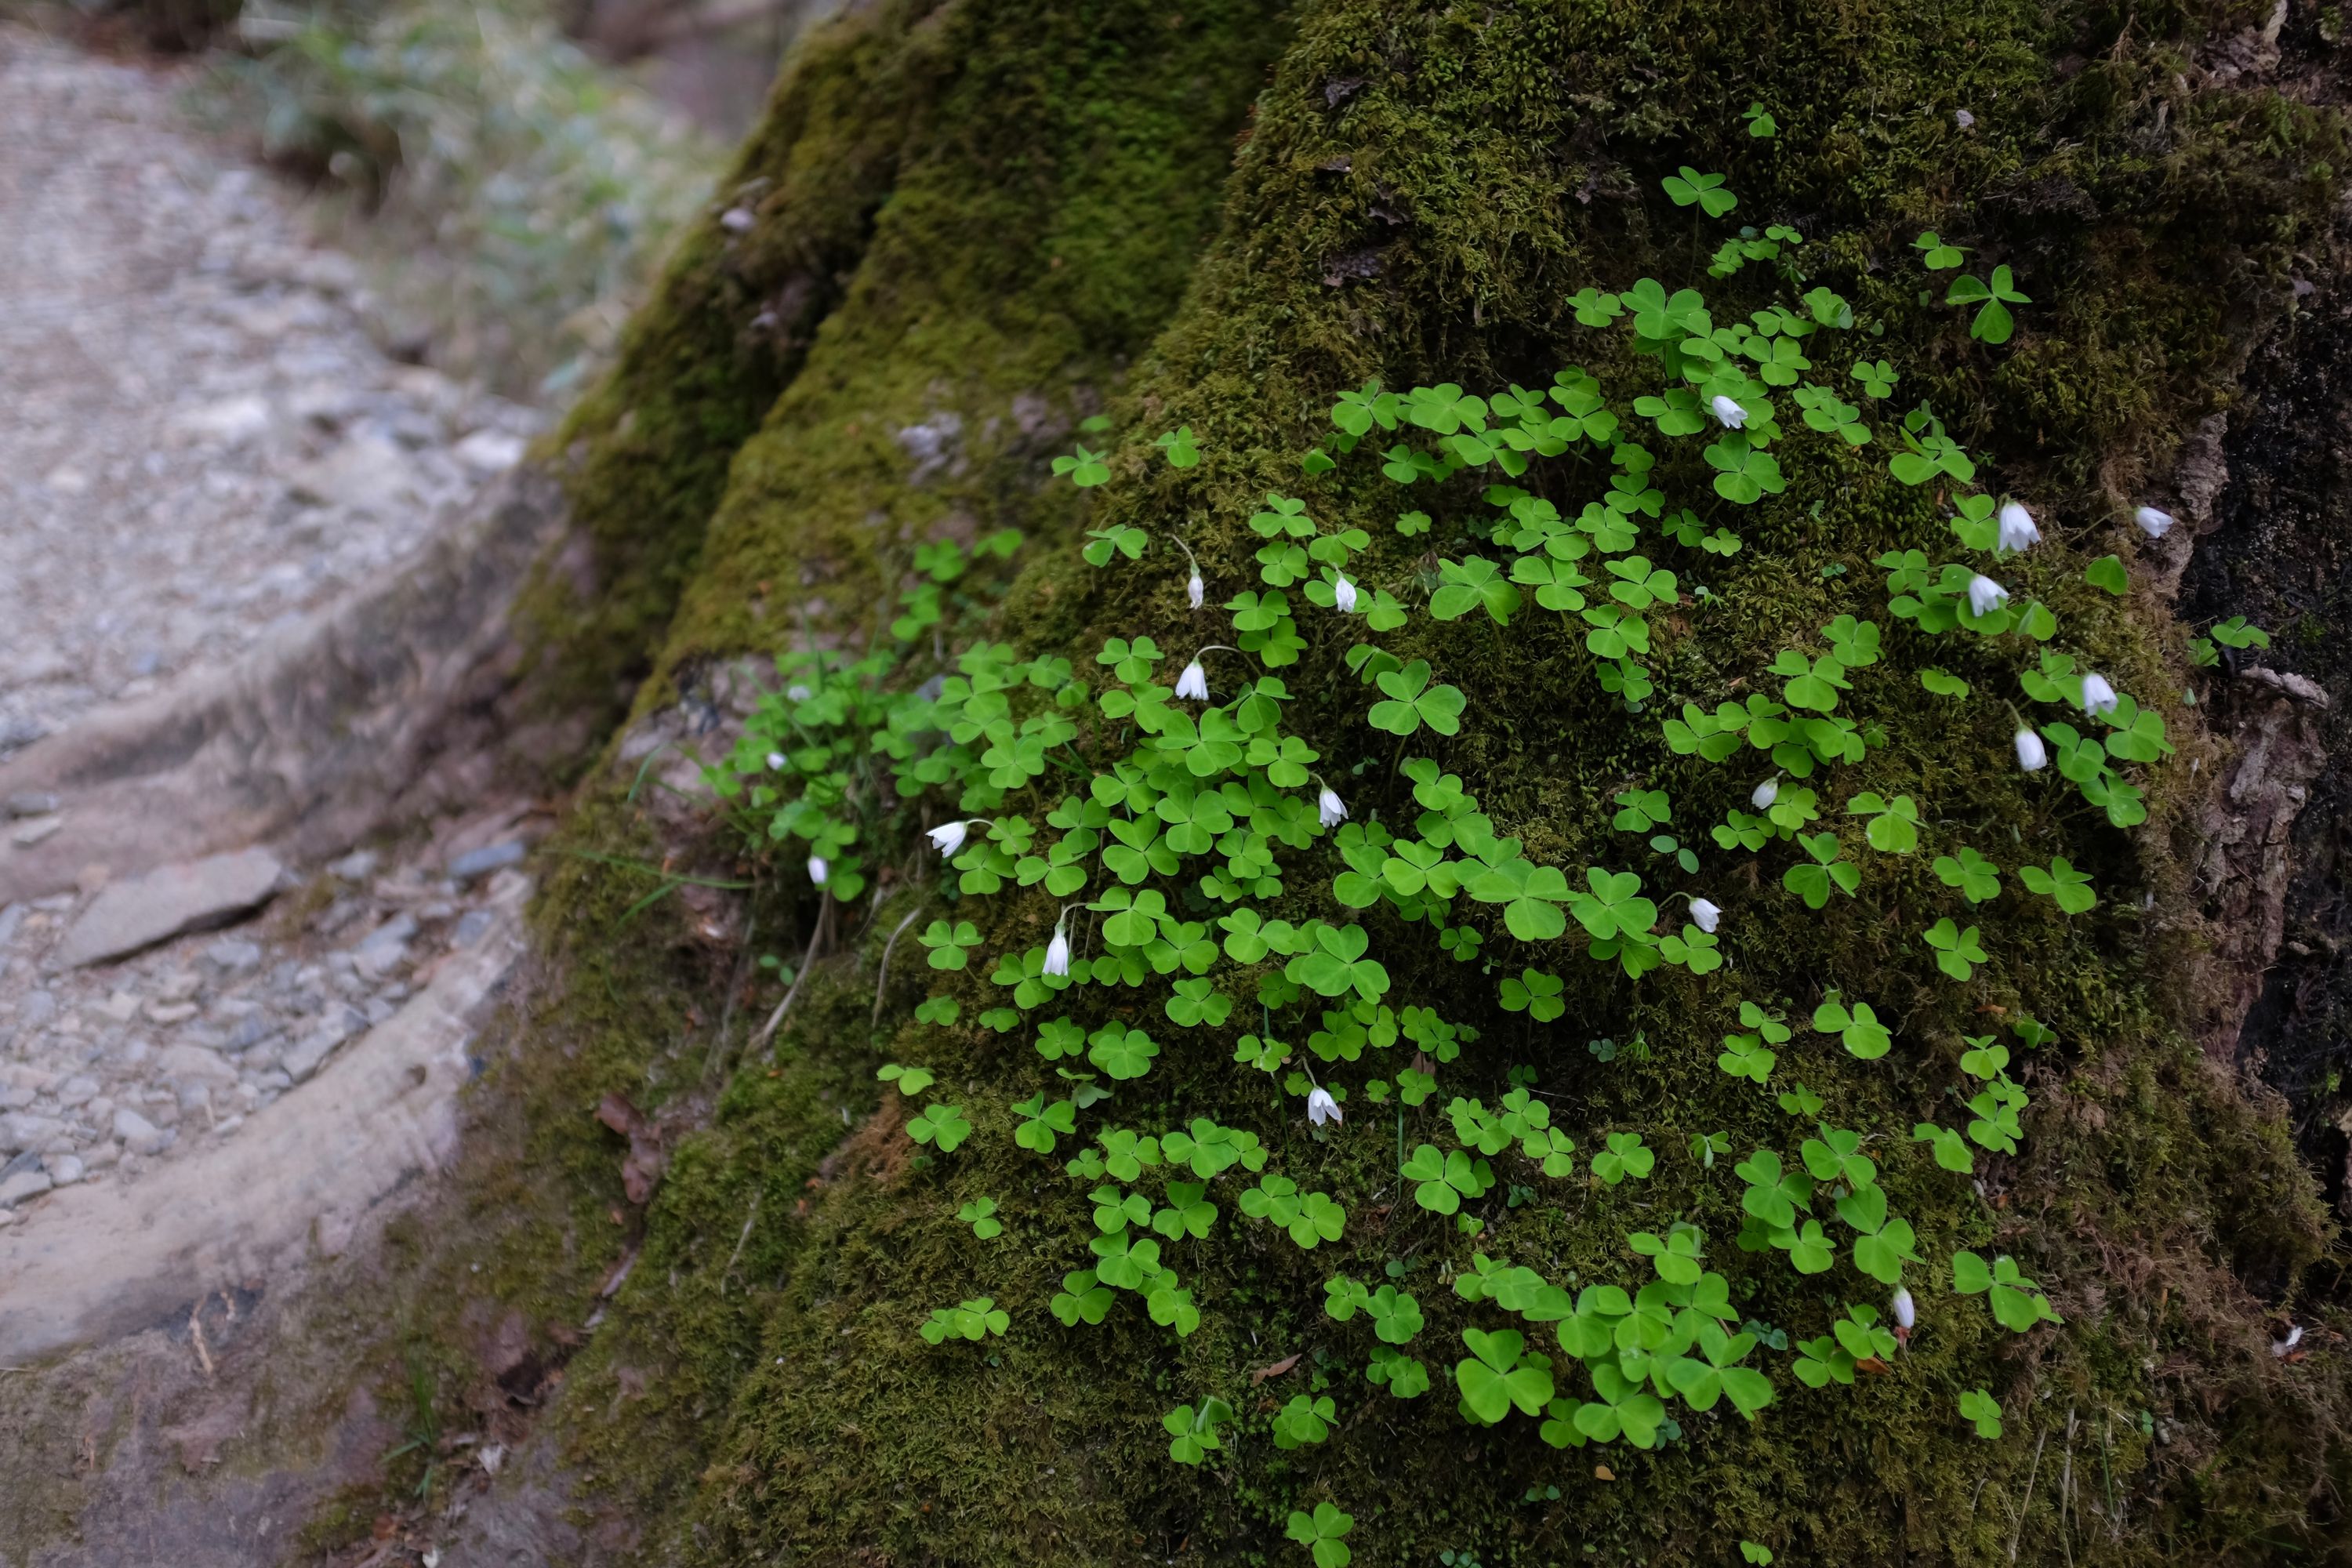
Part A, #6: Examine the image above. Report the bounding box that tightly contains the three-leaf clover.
[1744,101,1778,137]
[1946,265,2031,344]
[1087,1022,1160,1080]
[1912,230,1968,269]
[956,1196,1004,1239]
[1846,792,1922,853]
[1402,1143,1494,1213]
[2017,855,2096,914]
[1285,1501,1356,1568]
[920,1297,1009,1344]
[878,1062,937,1096]
[1154,426,1202,468]
[1663,166,1738,218]
[1053,445,1111,487]
[1368,659,1468,737]
[1952,1250,2063,1331]
[1922,918,1989,982]
[918,919,983,971]
[1959,1388,2004,1439]
[1163,1396,1232,1463]
[1456,1327,1555,1424]
[906,1102,972,1152]
[1592,1131,1655,1185]
[1812,993,1892,1058]
[1933,847,2002,904]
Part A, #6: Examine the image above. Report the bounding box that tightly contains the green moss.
[325,0,2352,1560]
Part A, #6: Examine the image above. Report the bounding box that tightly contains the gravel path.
[0,25,546,1216]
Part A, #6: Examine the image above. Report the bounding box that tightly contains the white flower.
[2079,673,2119,716]
[2015,728,2048,772]
[1318,786,1348,828]
[1996,500,2041,554]
[1967,574,2009,617]
[927,821,972,856]
[1174,659,1210,701]
[1690,898,1721,935]
[765,750,786,771]
[1044,924,1071,978]
[1709,394,1748,430]
[2134,506,2176,539]
[2274,1324,2305,1358]
[1892,1287,1916,1331]
[1751,777,1780,810]
[786,684,811,702]
[807,855,829,887]
[1187,569,1205,609]
[1306,1087,1343,1127]
[1332,573,1359,614]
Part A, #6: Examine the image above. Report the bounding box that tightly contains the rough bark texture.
[13,0,2352,1564]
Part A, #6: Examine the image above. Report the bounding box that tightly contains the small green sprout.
[913,995,960,1025]
[1778,1081,1825,1117]
[1912,1120,1976,1173]
[1285,1501,1356,1568]
[1163,1396,1232,1463]
[1851,358,1900,397]
[877,1062,936,1096]
[1154,426,1202,467]
[1741,1545,1777,1566]
[906,1102,971,1152]
[956,1196,1003,1239]
[1080,522,1147,564]
[1743,101,1778,137]
[920,1297,1008,1344]
[1959,1388,2004,1439]
[1663,165,1738,217]
[1918,668,1970,697]
[1367,1345,1431,1397]
[1946,265,2030,343]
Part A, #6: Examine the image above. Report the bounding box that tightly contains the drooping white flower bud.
[2015,728,2048,772]
[1892,1287,1916,1330]
[1306,1086,1343,1127]
[1044,923,1072,978]
[1318,786,1348,828]
[766,751,787,771]
[1332,573,1359,614]
[808,855,829,887]
[1967,574,2009,617]
[2133,506,2175,539]
[2274,1324,2305,1358]
[1710,394,1748,430]
[1751,777,1780,810]
[1996,501,2041,554]
[1174,660,1210,701]
[1188,569,1205,609]
[786,684,812,702]
[927,821,971,856]
[1690,898,1721,935]
[2080,673,2119,716]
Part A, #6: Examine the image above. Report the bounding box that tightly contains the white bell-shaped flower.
[1306,1086,1343,1127]
[1043,923,1072,978]
[1967,574,2009,617]
[1187,569,1205,609]
[786,684,811,702]
[927,821,972,856]
[2080,673,2119,716]
[1317,786,1348,828]
[1709,394,1748,430]
[1892,1286,1916,1330]
[1332,573,1359,614]
[2134,506,2176,539]
[807,855,829,887]
[2015,728,2048,772]
[765,750,786,771]
[1174,660,1210,701]
[1996,501,2041,554]
[1751,776,1780,810]
[1690,898,1721,935]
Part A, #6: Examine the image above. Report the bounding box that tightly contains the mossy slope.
[507,0,2352,1563]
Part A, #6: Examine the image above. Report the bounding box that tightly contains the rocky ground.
[0,25,548,1223]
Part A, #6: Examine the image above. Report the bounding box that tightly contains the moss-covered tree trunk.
[438,0,2352,1560]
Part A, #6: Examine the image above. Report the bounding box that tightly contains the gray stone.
[326,848,379,883]
[0,1168,53,1207]
[156,1043,236,1087]
[2,1112,65,1154]
[0,902,23,950]
[53,848,284,968]
[5,793,60,818]
[111,1106,165,1155]
[226,1014,274,1052]
[448,841,527,882]
[451,909,496,947]
[351,913,416,979]
[201,936,263,975]
[56,1075,98,1108]
[282,1007,363,1082]
[16,990,55,1028]
[363,996,397,1025]
[44,1152,85,1185]
[285,433,416,514]
[10,815,63,847]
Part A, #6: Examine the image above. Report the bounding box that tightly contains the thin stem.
[871,903,925,1029]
